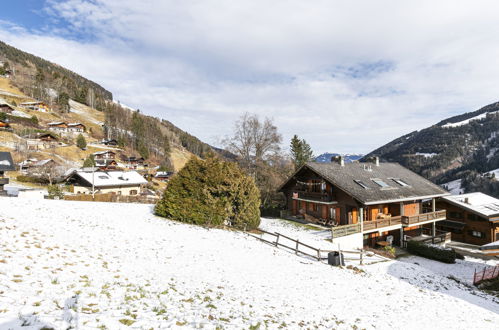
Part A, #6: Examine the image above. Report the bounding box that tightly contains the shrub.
[47,185,64,200]
[407,240,456,264]
[76,133,87,149]
[16,175,47,184]
[155,155,260,230]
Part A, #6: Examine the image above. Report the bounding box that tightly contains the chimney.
[464,197,469,204]
[369,156,380,166]
[331,155,345,166]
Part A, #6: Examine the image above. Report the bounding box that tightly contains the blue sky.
[2,1,499,154]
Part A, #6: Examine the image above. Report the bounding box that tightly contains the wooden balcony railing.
[363,216,402,231]
[293,191,334,202]
[402,210,446,226]
[331,223,361,238]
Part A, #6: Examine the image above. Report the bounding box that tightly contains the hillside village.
[1,22,499,330]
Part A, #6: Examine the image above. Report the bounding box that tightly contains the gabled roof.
[441,192,499,220]
[280,161,448,205]
[68,170,147,187]
[93,150,116,155]
[0,152,15,171]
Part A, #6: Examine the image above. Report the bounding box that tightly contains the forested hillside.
[364,101,499,197]
[0,40,216,168]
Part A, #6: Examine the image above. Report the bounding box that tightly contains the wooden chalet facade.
[26,133,59,150]
[0,120,11,131]
[279,157,449,247]
[122,156,147,170]
[0,99,14,113]
[20,101,50,112]
[93,150,117,169]
[48,122,86,134]
[436,193,499,246]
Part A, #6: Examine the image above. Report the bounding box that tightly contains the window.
[130,190,137,195]
[392,178,409,187]
[372,179,390,188]
[467,214,477,221]
[354,180,369,189]
[314,204,320,212]
[496,232,499,240]
[468,230,485,238]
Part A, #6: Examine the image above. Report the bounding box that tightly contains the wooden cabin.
[154,171,173,181]
[122,156,147,170]
[20,101,50,112]
[279,157,449,247]
[67,123,86,132]
[101,139,118,146]
[436,193,499,246]
[48,122,68,132]
[26,133,59,150]
[93,150,117,169]
[0,99,14,113]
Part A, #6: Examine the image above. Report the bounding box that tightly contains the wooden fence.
[331,223,360,238]
[64,193,156,204]
[473,265,499,285]
[249,229,377,265]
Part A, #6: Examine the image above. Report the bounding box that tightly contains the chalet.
[19,158,55,174]
[93,150,117,169]
[66,169,148,196]
[122,156,147,170]
[20,101,50,112]
[436,193,499,246]
[0,98,15,113]
[279,157,449,247]
[101,139,118,146]
[154,171,173,181]
[67,123,85,132]
[48,122,68,132]
[0,119,11,131]
[0,152,15,196]
[26,133,59,150]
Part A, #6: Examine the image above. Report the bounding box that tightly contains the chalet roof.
[0,152,15,171]
[21,101,45,105]
[441,192,499,220]
[48,121,66,126]
[0,97,15,108]
[281,161,448,205]
[68,122,85,127]
[155,171,173,178]
[93,150,116,155]
[69,170,147,187]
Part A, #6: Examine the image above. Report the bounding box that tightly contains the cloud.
[2,0,499,154]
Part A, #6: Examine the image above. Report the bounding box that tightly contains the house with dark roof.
[93,150,117,169]
[279,156,449,247]
[436,192,499,246]
[0,98,15,113]
[0,152,15,196]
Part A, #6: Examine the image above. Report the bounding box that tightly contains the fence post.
[275,234,279,247]
[473,268,476,285]
[295,239,299,255]
[360,248,364,266]
[317,249,321,261]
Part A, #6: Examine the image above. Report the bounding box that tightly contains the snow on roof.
[48,121,66,125]
[441,192,499,219]
[74,170,147,187]
[93,150,115,155]
[68,122,84,126]
[480,240,499,250]
[0,152,15,171]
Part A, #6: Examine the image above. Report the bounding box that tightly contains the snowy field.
[0,199,498,329]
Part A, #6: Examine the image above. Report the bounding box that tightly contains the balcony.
[402,210,446,226]
[363,216,402,232]
[292,190,335,203]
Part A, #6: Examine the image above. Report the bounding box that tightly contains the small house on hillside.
[48,122,68,132]
[279,156,449,248]
[93,150,117,169]
[0,98,15,113]
[122,156,147,170]
[66,169,147,196]
[0,152,15,196]
[154,171,173,181]
[19,158,55,174]
[0,119,11,131]
[26,133,59,150]
[436,193,499,246]
[101,139,118,146]
[67,123,86,132]
[20,101,50,112]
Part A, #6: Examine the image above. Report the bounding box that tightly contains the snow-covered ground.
[0,199,498,329]
[442,111,499,128]
[442,178,464,195]
[415,152,438,158]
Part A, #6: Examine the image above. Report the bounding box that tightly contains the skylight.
[392,178,409,187]
[372,179,390,188]
[98,176,109,179]
[354,180,369,189]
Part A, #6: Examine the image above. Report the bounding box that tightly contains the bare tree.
[28,161,66,185]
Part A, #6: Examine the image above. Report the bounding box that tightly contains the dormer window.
[372,179,390,188]
[354,180,369,189]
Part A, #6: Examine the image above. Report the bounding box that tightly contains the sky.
[1,1,499,155]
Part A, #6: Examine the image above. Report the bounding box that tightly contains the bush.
[76,133,87,149]
[407,240,456,264]
[47,185,64,199]
[155,155,260,230]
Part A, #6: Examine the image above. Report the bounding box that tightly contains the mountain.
[315,153,363,163]
[0,40,217,171]
[364,101,499,197]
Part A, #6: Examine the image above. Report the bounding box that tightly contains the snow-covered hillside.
[0,199,498,329]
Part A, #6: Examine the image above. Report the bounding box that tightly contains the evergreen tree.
[83,155,95,167]
[155,155,260,230]
[76,134,87,149]
[290,134,314,170]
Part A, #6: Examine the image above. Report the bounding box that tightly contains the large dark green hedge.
[154,156,261,230]
[407,240,456,264]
